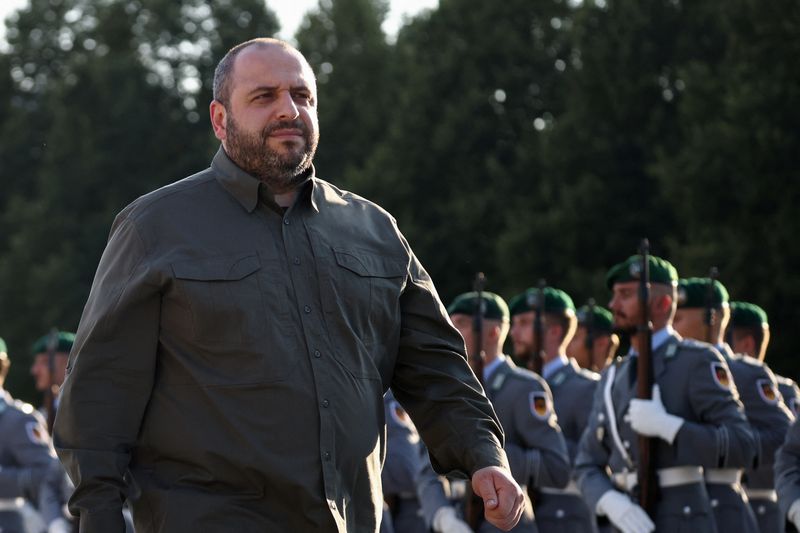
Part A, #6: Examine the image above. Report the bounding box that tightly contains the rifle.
[527,279,546,374]
[704,267,719,344]
[584,298,597,352]
[465,272,486,529]
[636,239,658,516]
[45,327,59,433]
[471,272,486,386]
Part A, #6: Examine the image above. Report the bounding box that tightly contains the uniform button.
[304,305,312,314]
[322,399,330,408]
[711,499,718,508]
[324,451,331,460]
[293,257,301,265]
[757,505,766,515]
[682,506,691,515]
[555,509,565,519]
[623,440,630,449]
[284,218,290,225]
[314,350,322,358]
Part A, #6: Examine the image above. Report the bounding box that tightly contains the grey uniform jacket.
[778,376,800,419]
[0,390,59,532]
[718,346,794,490]
[481,357,570,533]
[776,418,800,527]
[575,333,755,512]
[382,390,451,533]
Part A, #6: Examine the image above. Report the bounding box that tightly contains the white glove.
[432,505,473,533]
[628,384,684,444]
[596,490,655,533]
[788,498,800,531]
[48,518,72,533]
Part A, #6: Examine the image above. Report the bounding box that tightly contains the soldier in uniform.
[382,389,471,533]
[0,336,62,533]
[575,254,756,533]
[448,291,571,533]
[775,418,800,532]
[728,301,800,419]
[508,287,600,533]
[28,331,75,415]
[673,278,792,533]
[567,304,619,373]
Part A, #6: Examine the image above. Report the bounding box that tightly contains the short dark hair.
[212,38,296,105]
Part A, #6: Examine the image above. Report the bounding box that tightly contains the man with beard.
[575,255,755,533]
[507,287,600,533]
[53,38,524,533]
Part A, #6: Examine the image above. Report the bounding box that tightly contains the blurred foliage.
[0,0,798,401]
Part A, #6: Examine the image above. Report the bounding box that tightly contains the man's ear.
[210,100,228,141]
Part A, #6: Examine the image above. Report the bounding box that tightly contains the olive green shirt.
[53,148,506,533]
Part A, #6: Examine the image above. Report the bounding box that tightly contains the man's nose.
[275,92,299,120]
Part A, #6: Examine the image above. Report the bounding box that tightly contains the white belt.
[0,497,24,511]
[612,466,704,491]
[746,489,777,501]
[704,468,743,485]
[539,480,582,496]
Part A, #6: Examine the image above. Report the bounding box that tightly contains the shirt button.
[314,350,322,358]
[322,399,330,408]
[329,501,336,510]
[293,257,301,265]
[324,451,331,460]
[711,499,718,508]
[555,509,565,519]
[304,305,311,314]
[283,218,290,225]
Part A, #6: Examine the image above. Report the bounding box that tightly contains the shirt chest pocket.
[170,253,295,385]
[320,248,406,377]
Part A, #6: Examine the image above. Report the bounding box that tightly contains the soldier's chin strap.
[604,364,634,469]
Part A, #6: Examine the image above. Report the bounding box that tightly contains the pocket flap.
[172,253,261,281]
[333,248,406,278]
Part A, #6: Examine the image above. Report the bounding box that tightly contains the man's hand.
[471,466,524,531]
[628,384,684,444]
[596,490,654,533]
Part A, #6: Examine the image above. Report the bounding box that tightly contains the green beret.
[576,305,614,333]
[676,278,729,309]
[447,291,509,321]
[31,331,75,355]
[729,301,768,328]
[605,254,678,289]
[508,287,575,317]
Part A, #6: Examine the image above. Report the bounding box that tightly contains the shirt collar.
[483,354,506,383]
[628,325,676,356]
[211,146,319,214]
[542,354,569,380]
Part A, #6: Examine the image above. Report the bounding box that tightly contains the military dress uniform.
[382,390,462,533]
[775,418,800,532]
[538,357,600,533]
[575,329,756,532]
[716,345,793,533]
[483,356,571,533]
[0,389,58,533]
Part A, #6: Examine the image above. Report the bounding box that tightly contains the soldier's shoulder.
[575,366,601,382]
[776,375,799,389]
[675,338,720,360]
[507,365,549,390]
[3,398,45,425]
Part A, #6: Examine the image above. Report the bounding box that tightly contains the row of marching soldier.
[379,247,800,533]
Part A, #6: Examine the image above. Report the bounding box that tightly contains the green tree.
[294,0,393,184]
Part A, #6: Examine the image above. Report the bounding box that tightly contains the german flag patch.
[26,421,49,446]
[389,401,414,429]
[711,362,732,391]
[529,390,551,420]
[757,379,779,404]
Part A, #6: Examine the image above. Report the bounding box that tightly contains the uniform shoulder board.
[678,338,712,351]
[13,399,35,415]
